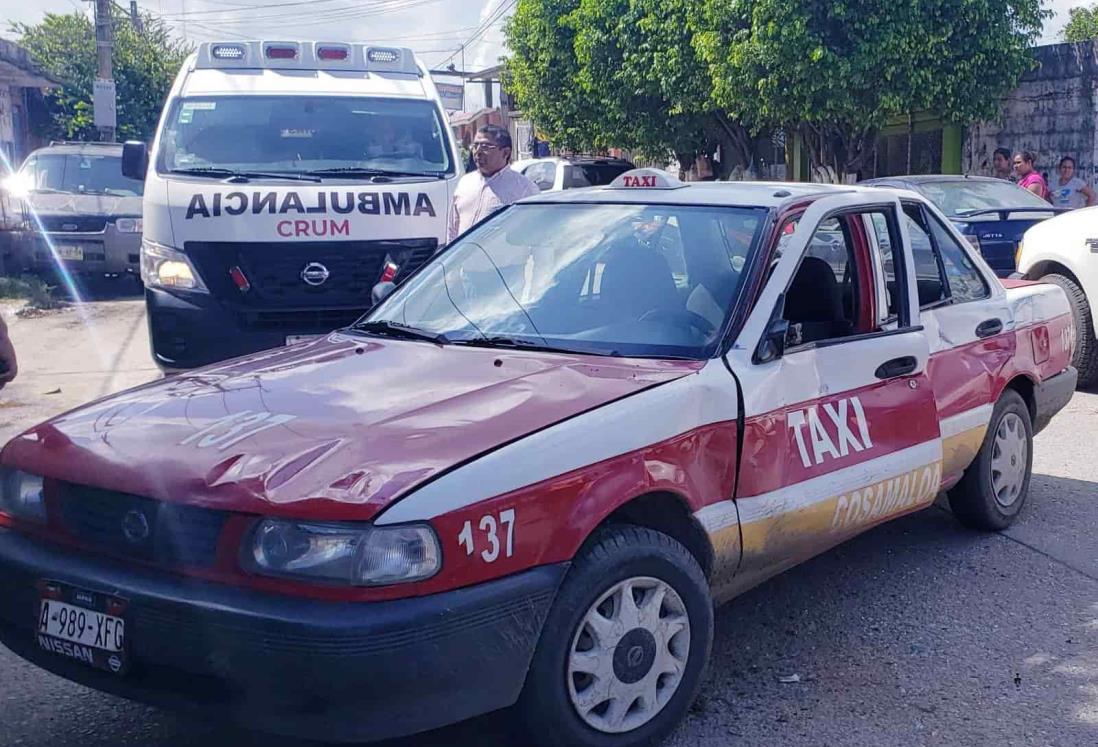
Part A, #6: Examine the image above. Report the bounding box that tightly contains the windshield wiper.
[350,320,449,344]
[168,167,321,183]
[449,335,608,356]
[305,167,446,179]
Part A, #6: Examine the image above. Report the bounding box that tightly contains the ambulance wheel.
[1041,273,1098,388]
[948,390,1033,531]
[517,525,712,747]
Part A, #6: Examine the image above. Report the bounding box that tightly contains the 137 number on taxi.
[457,509,515,563]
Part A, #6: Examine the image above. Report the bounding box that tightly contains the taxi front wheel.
[517,525,713,747]
[948,390,1034,531]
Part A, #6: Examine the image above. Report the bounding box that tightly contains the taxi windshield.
[365,202,766,359]
[157,95,453,178]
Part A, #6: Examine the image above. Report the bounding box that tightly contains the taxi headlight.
[140,239,207,292]
[247,519,441,586]
[0,469,46,523]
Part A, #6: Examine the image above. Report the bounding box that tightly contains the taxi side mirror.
[753,294,790,364]
[371,281,396,306]
[121,141,148,181]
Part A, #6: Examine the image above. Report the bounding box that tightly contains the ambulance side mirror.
[122,141,148,181]
[371,281,396,306]
[753,293,790,365]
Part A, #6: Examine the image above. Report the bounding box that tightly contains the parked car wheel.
[517,525,712,747]
[1042,273,1098,388]
[948,390,1033,531]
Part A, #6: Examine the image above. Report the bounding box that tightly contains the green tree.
[1064,5,1098,42]
[13,9,190,142]
[504,0,607,153]
[692,0,1046,179]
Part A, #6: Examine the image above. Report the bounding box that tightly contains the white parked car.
[1017,207,1098,387]
[512,156,635,192]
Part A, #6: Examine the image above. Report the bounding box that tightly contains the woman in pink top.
[1013,151,1050,201]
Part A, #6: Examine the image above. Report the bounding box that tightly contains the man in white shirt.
[447,124,540,243]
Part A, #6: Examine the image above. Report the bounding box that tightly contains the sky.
[0,0,1086,78]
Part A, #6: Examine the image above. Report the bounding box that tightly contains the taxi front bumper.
[0,527,566,742]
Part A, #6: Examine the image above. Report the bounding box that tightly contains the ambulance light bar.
[195,42,421,75]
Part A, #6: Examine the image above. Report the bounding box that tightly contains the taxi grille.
[186,239,436,308]
[56,484,229,569]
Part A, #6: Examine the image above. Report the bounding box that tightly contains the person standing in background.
[447,124,539,243]
[993,147,1014,181]
[1014,151,1050,201]
[1050,156,1096,209]
[0,315,17,390]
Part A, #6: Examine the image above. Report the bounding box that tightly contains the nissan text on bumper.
[130,41,459,369]
[0,170,1076,746]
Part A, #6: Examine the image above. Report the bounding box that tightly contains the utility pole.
[130,1,143,32]
[92,0,117,142]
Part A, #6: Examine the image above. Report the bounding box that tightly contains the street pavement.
[1,293,1097,746]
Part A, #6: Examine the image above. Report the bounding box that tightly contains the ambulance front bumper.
[0,527,566,742]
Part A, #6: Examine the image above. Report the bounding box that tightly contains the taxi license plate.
[37,584,128,674]
[57,245,84,261]
[285,334,321,345]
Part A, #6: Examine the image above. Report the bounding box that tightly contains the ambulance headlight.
[0,469,46,524]
[141,239,207,292]
[114,217,142,233]
[247,519,441,586]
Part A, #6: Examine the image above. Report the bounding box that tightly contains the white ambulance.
[122,41,460,369]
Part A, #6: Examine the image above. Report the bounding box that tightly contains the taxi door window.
[927,214,990,302]
[866,213,899,321]
[784,216,862,346]
[901,202,988,308]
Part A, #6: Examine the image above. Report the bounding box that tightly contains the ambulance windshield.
[158,96,453,178]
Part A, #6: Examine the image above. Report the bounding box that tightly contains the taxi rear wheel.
[948,390,1033,531]
[517,525,712,747]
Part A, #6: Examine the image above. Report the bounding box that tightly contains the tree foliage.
[506,0,1046,180]
[1064,5,1098,42]
[692,0,1045,177]
[13,10,191,142]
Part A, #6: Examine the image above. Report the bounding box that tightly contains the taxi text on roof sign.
[609,168,687,190]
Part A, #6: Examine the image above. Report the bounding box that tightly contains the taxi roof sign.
[609,168,686,190]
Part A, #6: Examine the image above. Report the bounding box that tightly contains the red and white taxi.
[0,170,1076,745]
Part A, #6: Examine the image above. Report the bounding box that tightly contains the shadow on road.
[4,478,1098,747]
[48,274,144,303]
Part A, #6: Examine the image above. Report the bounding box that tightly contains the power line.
[432,0,516,70]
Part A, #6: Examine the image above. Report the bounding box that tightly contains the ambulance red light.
[317,46,349,61]
[265,45,298,60]
[229,266,251,293]
[380,261,400,283]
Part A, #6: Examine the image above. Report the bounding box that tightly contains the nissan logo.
[121,509,151,544]
[61,223,78,231]
[301,262,330,286]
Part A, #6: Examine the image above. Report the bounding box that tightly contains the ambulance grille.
[56,484,229,569]
[186,239,437,308]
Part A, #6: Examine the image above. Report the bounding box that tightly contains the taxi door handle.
[976,318,1003,338]
[875,356,918,380]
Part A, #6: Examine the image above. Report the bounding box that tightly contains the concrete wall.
[965,42,1098,182]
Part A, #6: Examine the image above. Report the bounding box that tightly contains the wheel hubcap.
[990,412,1028,508]
[567,576,691,734]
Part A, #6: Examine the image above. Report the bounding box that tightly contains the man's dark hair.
[994,147,1011,161]
[1060,155,1077,169]
[477,124,513,151]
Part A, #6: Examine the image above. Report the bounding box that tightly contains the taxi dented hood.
[2,335,700,521]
